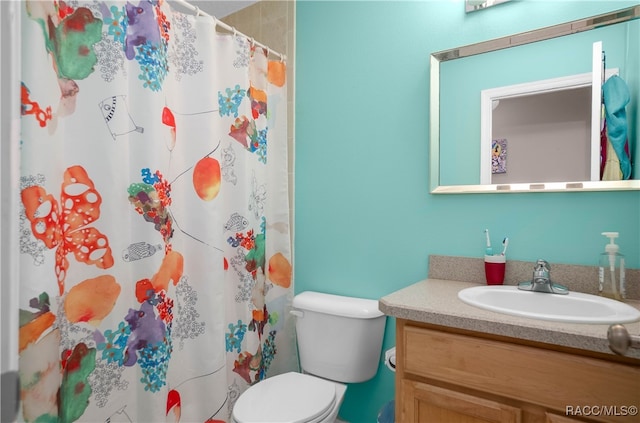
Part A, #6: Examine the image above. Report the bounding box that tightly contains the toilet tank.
[292,291,386,383]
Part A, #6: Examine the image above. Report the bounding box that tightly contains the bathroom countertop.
[379,278,640,360]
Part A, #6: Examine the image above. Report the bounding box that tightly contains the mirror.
[465,0,511,13]
[430,6,640,193]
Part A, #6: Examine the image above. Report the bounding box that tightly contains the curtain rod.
[168,0,287,62]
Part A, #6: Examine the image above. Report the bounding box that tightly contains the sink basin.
[458,285,640,324]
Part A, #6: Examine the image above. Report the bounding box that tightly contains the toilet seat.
[232,372,337,423]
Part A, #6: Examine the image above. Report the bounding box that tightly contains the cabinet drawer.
[403,325,640,417]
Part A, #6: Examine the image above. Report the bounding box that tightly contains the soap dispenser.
[598,232,625,300]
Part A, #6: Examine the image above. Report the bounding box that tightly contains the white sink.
[458,285,640,324]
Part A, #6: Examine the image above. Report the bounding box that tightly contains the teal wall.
[295,1,640,422]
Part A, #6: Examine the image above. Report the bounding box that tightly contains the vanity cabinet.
[395,319,640,423]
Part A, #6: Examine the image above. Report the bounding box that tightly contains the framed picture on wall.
[492,138,507,174]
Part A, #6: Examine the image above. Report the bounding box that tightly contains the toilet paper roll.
[384,347,396,372]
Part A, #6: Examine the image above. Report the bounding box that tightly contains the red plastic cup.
[484,255,506,285]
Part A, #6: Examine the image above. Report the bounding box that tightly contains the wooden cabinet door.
[400,380,521,423]
[546,413,585,423]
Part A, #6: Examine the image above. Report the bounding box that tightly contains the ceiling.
[191,0,259,18]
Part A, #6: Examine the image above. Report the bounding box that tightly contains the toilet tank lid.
[293,291,384,319]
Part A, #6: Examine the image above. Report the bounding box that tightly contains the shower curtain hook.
[194,5,200,16]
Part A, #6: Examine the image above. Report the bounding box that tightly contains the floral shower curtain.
[17,1,295,421]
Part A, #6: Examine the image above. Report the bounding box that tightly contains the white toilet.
[232,291,387,423]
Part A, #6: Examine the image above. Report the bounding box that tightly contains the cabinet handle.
[608,324,640,355]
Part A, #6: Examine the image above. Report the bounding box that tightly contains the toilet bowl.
[231,291,386,423]
[231,372,347,423]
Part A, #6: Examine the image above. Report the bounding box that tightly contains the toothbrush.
[501,237,509,256]
[484,229,493,255]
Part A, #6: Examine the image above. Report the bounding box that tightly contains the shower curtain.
[17,1,295,421]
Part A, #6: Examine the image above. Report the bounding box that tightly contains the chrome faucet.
[517,259,569,295]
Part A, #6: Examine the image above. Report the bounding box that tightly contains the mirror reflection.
[465,0,511,13]
[431,6,640,193]
[489,87,593,185]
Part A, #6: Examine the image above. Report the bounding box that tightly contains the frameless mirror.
[430,6,640,193]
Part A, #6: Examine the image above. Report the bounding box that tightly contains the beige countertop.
[379,278,640,360]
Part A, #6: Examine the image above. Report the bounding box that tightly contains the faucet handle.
[534,259,550,271]
[533,259,550,281]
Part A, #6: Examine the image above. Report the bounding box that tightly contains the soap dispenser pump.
[598,232,625,300]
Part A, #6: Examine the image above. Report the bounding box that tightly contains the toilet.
[232,291,387,423]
